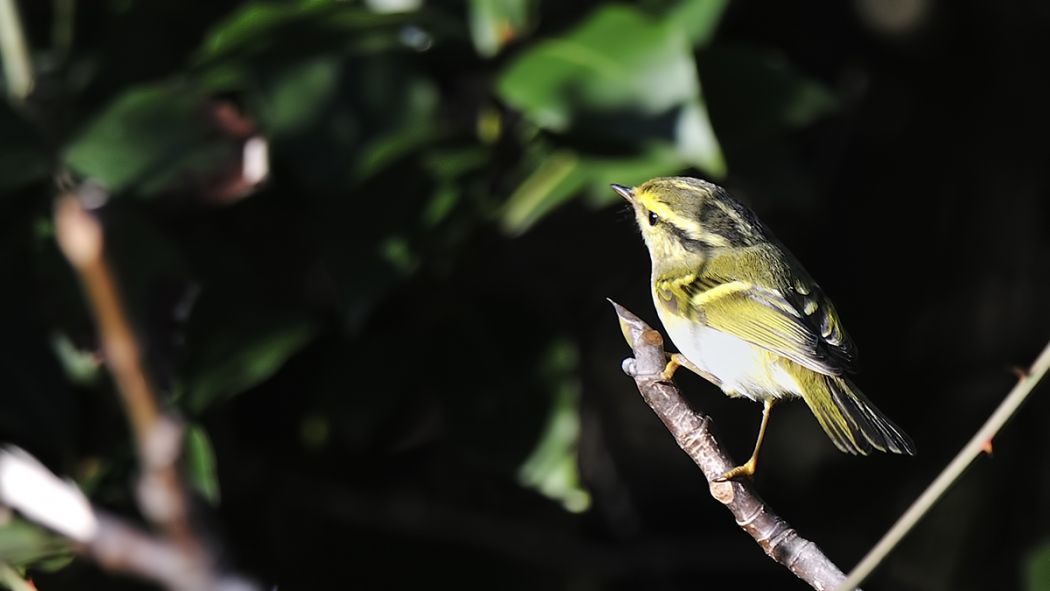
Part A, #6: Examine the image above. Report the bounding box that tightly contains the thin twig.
[0,0,34,100]
[609,300,854,591]
[836,340,1050,591]
[46,185,259,591]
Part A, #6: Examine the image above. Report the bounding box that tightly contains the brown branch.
[45,185,258,591]
[609,300,855,591]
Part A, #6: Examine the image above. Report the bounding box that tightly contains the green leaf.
[664,0,729,46]
[498,5,700,130]
[260,57,342,137]
[1026,540,1050,591]
[62,84,229,195]
[181,313,317,411]
[581,144,686,204]
[501,151,586,235]
[497,4,724,180]
[518,338,590,513]
[49,333,101,386]
[184,424,221,505]
[503,144,697,234]
[469,0,531,57]
[0,519,72,570]
[195,1,404,66]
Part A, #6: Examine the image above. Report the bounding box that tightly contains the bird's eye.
[647,211,659,226]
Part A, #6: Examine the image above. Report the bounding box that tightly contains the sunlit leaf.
[185,424,221,505]
[581,144,685,205]
[664,0,729,46]
[501,151,585,235]
[498,5,699,130]
[469,0,530,57]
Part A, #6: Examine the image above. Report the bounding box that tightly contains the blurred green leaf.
[497,3,725,189]
[63,84,229,195]
[0,518,71,570]
[185,424,221,505]
[182,313,317,411]
[581,144,685,203]
[261,57,342,137]
[195,1,404,66]
[49,333,101,386]
[469,0,530,57]
[702,45,839,140]
[498,4,700,130]
[503,144,688,234]
[0,103,50,192]
[502,150,585,235]
[1026,540,1050,591]
[518,338,590,513]
[664,0,729,46]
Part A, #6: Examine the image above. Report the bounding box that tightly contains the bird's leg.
[717,398,776,482]
[661,353,722,387]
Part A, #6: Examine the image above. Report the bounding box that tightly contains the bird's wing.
[685,248,858,376]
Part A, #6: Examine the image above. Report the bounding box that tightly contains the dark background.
[1,1,1048,589]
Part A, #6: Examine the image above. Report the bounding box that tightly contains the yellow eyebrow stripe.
[634,190,703,235]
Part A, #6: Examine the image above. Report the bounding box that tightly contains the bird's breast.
[652,288,799,401]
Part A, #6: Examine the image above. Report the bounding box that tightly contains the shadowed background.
[0,1,1048,589]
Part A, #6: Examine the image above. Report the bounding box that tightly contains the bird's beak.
[610,184,634,203]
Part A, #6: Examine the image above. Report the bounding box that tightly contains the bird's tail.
[800,373,916,456]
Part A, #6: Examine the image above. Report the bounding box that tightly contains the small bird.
[614,177,914,481]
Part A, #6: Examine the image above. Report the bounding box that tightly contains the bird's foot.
[714,458,757,482]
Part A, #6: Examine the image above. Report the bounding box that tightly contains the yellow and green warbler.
[614,177,914,481]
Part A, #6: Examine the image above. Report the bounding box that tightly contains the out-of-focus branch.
[0,447,252,591]
[11,184,261,591]
[55,187,191,545]
[837,340,1050,591]
[609,300,854,591]
[0,0,34,100]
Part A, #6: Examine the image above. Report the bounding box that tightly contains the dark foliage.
[1,1,1048,589]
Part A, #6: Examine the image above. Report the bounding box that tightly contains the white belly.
[654,295,800,401]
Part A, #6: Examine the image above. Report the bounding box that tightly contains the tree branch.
[837,339,1050,590]
[0,185,263,591]
[609,300,854,591]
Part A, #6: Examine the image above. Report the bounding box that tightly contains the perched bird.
[613,177,914,481]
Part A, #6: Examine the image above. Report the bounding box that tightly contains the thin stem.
[837,340,1050,591]
[0,0,34,100]
[53,190,196,555]
[54,193,162,458]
